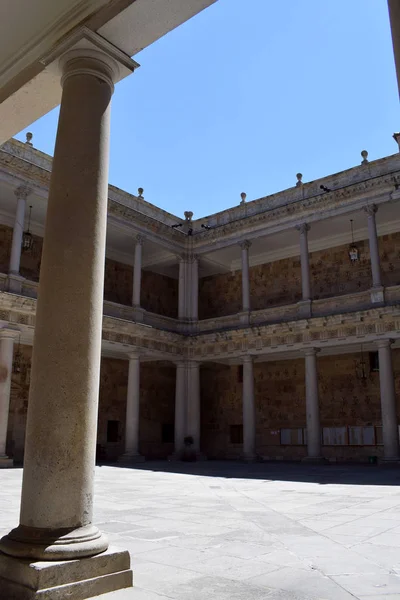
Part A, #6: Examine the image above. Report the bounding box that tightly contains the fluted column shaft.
[304,348,322,459]
[365,205,382,289]
[242,356,256,460]
[377,339,400,461]
[0,50,118,561]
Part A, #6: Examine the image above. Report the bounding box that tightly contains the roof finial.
[361,150,369,165]
[240,192,246,205]
[296,173,303,187]
[393,133,400,153]
[138,187,144,198]
[25,132,33,147]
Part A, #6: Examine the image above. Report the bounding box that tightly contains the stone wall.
[200,350,400,462]
[198,234,399,319]
[0,224,42,281]
[8,353,176,462]
[102,259,179,317]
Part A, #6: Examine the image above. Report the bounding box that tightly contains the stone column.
[187,361,201,455]
[191,255,199,322]
[242,355,256,461]
[178,256,186,320]
[0,50,122,562]
[239,241,251,322]
[377,339,400,461]
[0,329,17,468]
[8,186,30,293]
[119,354,144,463]
[132,235,144,307]
[364,205,384,303]
[296,223,312,317]
[388,0,400,99]
[172,361,186,459]
[303,348,325,463]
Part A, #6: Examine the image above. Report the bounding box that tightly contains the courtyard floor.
[2,463,400,599]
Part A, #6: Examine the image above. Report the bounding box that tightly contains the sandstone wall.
[200,350,400,462]
[198,235,400,319]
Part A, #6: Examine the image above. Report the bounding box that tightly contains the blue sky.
[15,0,399,218]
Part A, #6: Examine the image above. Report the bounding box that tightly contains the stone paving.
[2,462,400,599]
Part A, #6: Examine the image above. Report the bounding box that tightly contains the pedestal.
[370,286,385,304]
[7,274,24,294]
[0,546,132,600]
[0,456,13,468]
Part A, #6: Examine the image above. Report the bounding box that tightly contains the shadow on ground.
[101,459,400,486]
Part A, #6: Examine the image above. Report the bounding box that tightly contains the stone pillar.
[187,361,202,455]
[388,0,400,99]
[178,256,186,320]
[8,186,30,293]
[296,223,312,317]
[242,356,256,461]
[239,241,251,323]
[119,354,144,463]
[172,361,186,459]
[191,255,199,323]
[303,348,325,463]
[132,235,144,307]
[0,48,133,593]
[377,339,400,462]
[364,205,384,303]
[0,330,17,468]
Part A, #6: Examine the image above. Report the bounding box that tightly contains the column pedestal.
[7,274,25,295]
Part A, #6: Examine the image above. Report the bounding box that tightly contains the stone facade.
[201,350,400,462]
[199,234,400,319]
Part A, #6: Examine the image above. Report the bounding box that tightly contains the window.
[162,423,174,444]
[107,420,119,443]
[230,424,243,444]
[237,365,243,383]
[369,351,379,373]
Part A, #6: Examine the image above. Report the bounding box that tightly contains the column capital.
[304,347,320,357]
[296,223,310,234]
[364,204,378,216]
[239,240,252,250]
[14,185,31,200]
[127,352,140,361]
[0,328,20,341]
[174,360,186,368]
[376,338,394,350]
[60,49,120,91]
[242,355,254,364]
[135,234,145,245]
[188,253,199,263]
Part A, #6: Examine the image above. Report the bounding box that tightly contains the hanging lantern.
[13,336,22,374]
[22,205,34,253]
[354,344,367,385]
[348,219,359,263]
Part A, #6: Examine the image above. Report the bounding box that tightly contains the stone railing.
[1,274,399,338]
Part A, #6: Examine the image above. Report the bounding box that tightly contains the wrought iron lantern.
[354,345,367,385]
[22,205,34,253]
[348,219,359,263]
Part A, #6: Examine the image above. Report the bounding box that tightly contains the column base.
[7,274,24,294]
[378,457,400,466]
[117,453,145,464]
[132,306,145,323]
[0,455,14,468]
[0,524,108,561]
[242,454,258,463]
[238,311,250,326]
[297,299,312,318]
[370,286,385,304]
[0,545,132,600]
[301,456,329,465]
